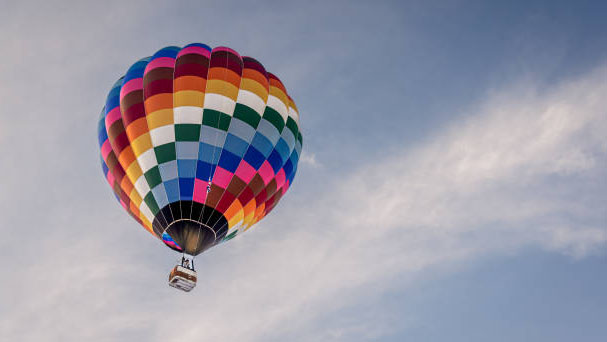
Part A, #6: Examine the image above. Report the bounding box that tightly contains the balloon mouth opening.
[163,219,216,256]
[151,201,230,254]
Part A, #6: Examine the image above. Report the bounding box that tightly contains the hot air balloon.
[97,44,302,292]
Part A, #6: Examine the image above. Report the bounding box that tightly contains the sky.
[0,0,606,341]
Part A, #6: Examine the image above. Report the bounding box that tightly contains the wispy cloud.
[2,58,605,341]
[299,151,321,168]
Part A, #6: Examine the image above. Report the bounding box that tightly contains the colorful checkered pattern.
[97,43,302,250]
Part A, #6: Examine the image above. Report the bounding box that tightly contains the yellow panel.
[240,78,269,101]
[228,210,244,228]
[130,133,153,157]
[146,109,174,129]
[242,200,257,227]
[206,79,239,100]
[270,85,288,106]
[125,161,143,183]
[128,188,142,206]
[140,216,154,234]
[174,90,204,107]
[228,207,244,228]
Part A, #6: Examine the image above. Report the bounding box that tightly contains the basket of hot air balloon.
[97,44,302,292]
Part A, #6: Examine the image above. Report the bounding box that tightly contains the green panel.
[154,142,176,164]
[297,132,303,145]
[262,107,285,132]
[144,166,163,188]
[143,192,160,214]
[175,124,200,142]
[202,109,231,131]
[285,117,299,138]
[233,103,261,128]
[223,230,237,242]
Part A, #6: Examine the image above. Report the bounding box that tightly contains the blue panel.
[256,119,280,145]
[250,133,274,156]
[228,117,256,142]
[176,141,199,159]
[267,150,283,174]
[184,43,212,52]
[195,160,216,180]
[151,184,169,208]
[158,160,178,181]
[243,147,265,170]
[164,179,180,203]
[283,159,294,179]
[281,128,296,152]
[223,133,249,156]
[198,142,221,164]
[101,161,109,175]
[123,58,150,83]
[177,160,196,178]
[152,46,181,59]
[179,178,195,200]
[275,138,290,161]
[200,126,226,147]
[217,150,241,173]
[98,127,108,145]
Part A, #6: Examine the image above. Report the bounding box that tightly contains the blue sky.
[0,0,605,341]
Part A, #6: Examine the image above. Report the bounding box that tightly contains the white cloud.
[299,151,321,168]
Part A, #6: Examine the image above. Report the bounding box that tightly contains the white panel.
[204,93,236,115]
[267,95,289,121]
[139,202,155,222]
[137,148,157,173]
[174,106,203,124]
[288,104,300,125]
[150,124,176,146]
[134,175,150,198]
[236,89,266,115]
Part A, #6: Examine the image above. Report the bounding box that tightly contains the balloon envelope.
[97,43,302,255]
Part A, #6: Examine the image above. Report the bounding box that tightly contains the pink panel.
[282,180,290,195]
[106,171,115,187]
[212,166,233,189]
[101,140,113,159]
[193,179,209,203]
[275,169,286,189]
[234,161,256,183]
[144,57,175,72]
[120,78,143,99]
[178,46,211,58]
[258,161,275,185]
[105,107,122,127]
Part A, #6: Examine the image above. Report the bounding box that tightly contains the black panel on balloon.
[190,201,206,222]
[179,200,193,220]
[152,221,164,238]
[169,201,182,220]
[214,222,229,241]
